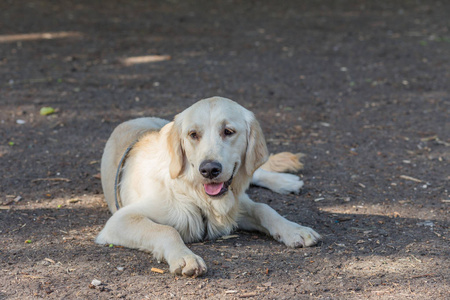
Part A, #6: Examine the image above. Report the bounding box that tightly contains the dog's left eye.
[223,128,235,136]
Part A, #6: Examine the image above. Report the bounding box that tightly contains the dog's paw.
[168,253,207,278]
[271,173,304,194]
[275,223,321,247]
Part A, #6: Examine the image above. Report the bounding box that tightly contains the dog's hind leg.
[95,204,207,277]
[250,168,304,194]
[251,152,305,194]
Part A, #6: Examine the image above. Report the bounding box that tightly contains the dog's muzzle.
[203,163,236,198]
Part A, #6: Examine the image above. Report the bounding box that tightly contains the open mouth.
[204,175,233,197]
[203,165,236,198]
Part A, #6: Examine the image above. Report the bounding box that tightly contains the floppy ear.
[245,114,269,176]
[167,122,185,179]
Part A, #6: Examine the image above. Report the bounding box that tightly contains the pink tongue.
[204,182,224,195]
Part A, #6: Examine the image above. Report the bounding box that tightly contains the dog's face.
[168,97,268,198]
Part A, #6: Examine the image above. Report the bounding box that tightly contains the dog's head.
[167,97,269,198]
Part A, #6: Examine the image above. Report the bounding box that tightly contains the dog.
[96,96,321,277]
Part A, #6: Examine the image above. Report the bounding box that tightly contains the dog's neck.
[169,181,240,242]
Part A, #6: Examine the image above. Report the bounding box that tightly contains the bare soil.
[1,0,449,299]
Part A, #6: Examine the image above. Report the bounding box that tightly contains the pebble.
[91,279,102,286]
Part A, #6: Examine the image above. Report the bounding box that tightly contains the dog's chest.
[169,203,236,243]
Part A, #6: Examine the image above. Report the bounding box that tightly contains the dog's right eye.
[189,131,198,140]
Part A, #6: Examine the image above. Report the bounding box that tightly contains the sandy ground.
[1,0,449,299]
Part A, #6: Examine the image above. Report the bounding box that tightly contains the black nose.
[199,160,222,179]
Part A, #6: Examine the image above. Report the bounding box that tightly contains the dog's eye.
[223,128,235,136]
[189,131,199,140]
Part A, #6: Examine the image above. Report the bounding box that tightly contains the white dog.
[96,97,321,277]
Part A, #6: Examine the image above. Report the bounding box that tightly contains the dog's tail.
[260,152,305,173]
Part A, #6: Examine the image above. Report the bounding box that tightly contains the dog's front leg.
[96,204,207,277]
[237,194,321,247]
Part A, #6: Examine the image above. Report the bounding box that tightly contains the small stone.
[91,279,101,286]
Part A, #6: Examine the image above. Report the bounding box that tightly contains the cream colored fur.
[96,97,321,277]
[261,152,305,173]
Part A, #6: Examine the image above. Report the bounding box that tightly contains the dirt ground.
[1,0,449,299]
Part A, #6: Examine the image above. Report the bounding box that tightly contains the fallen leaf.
[68,198,81,204]
[32,177,71,183]
[225,290,238,294]
[121,55,171,66]
[40,107,56,116]
[399,175,423,183]
[239,292,258,298]
[220,234,239,240]
[420,135,437,142]
[151,267,165,274]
